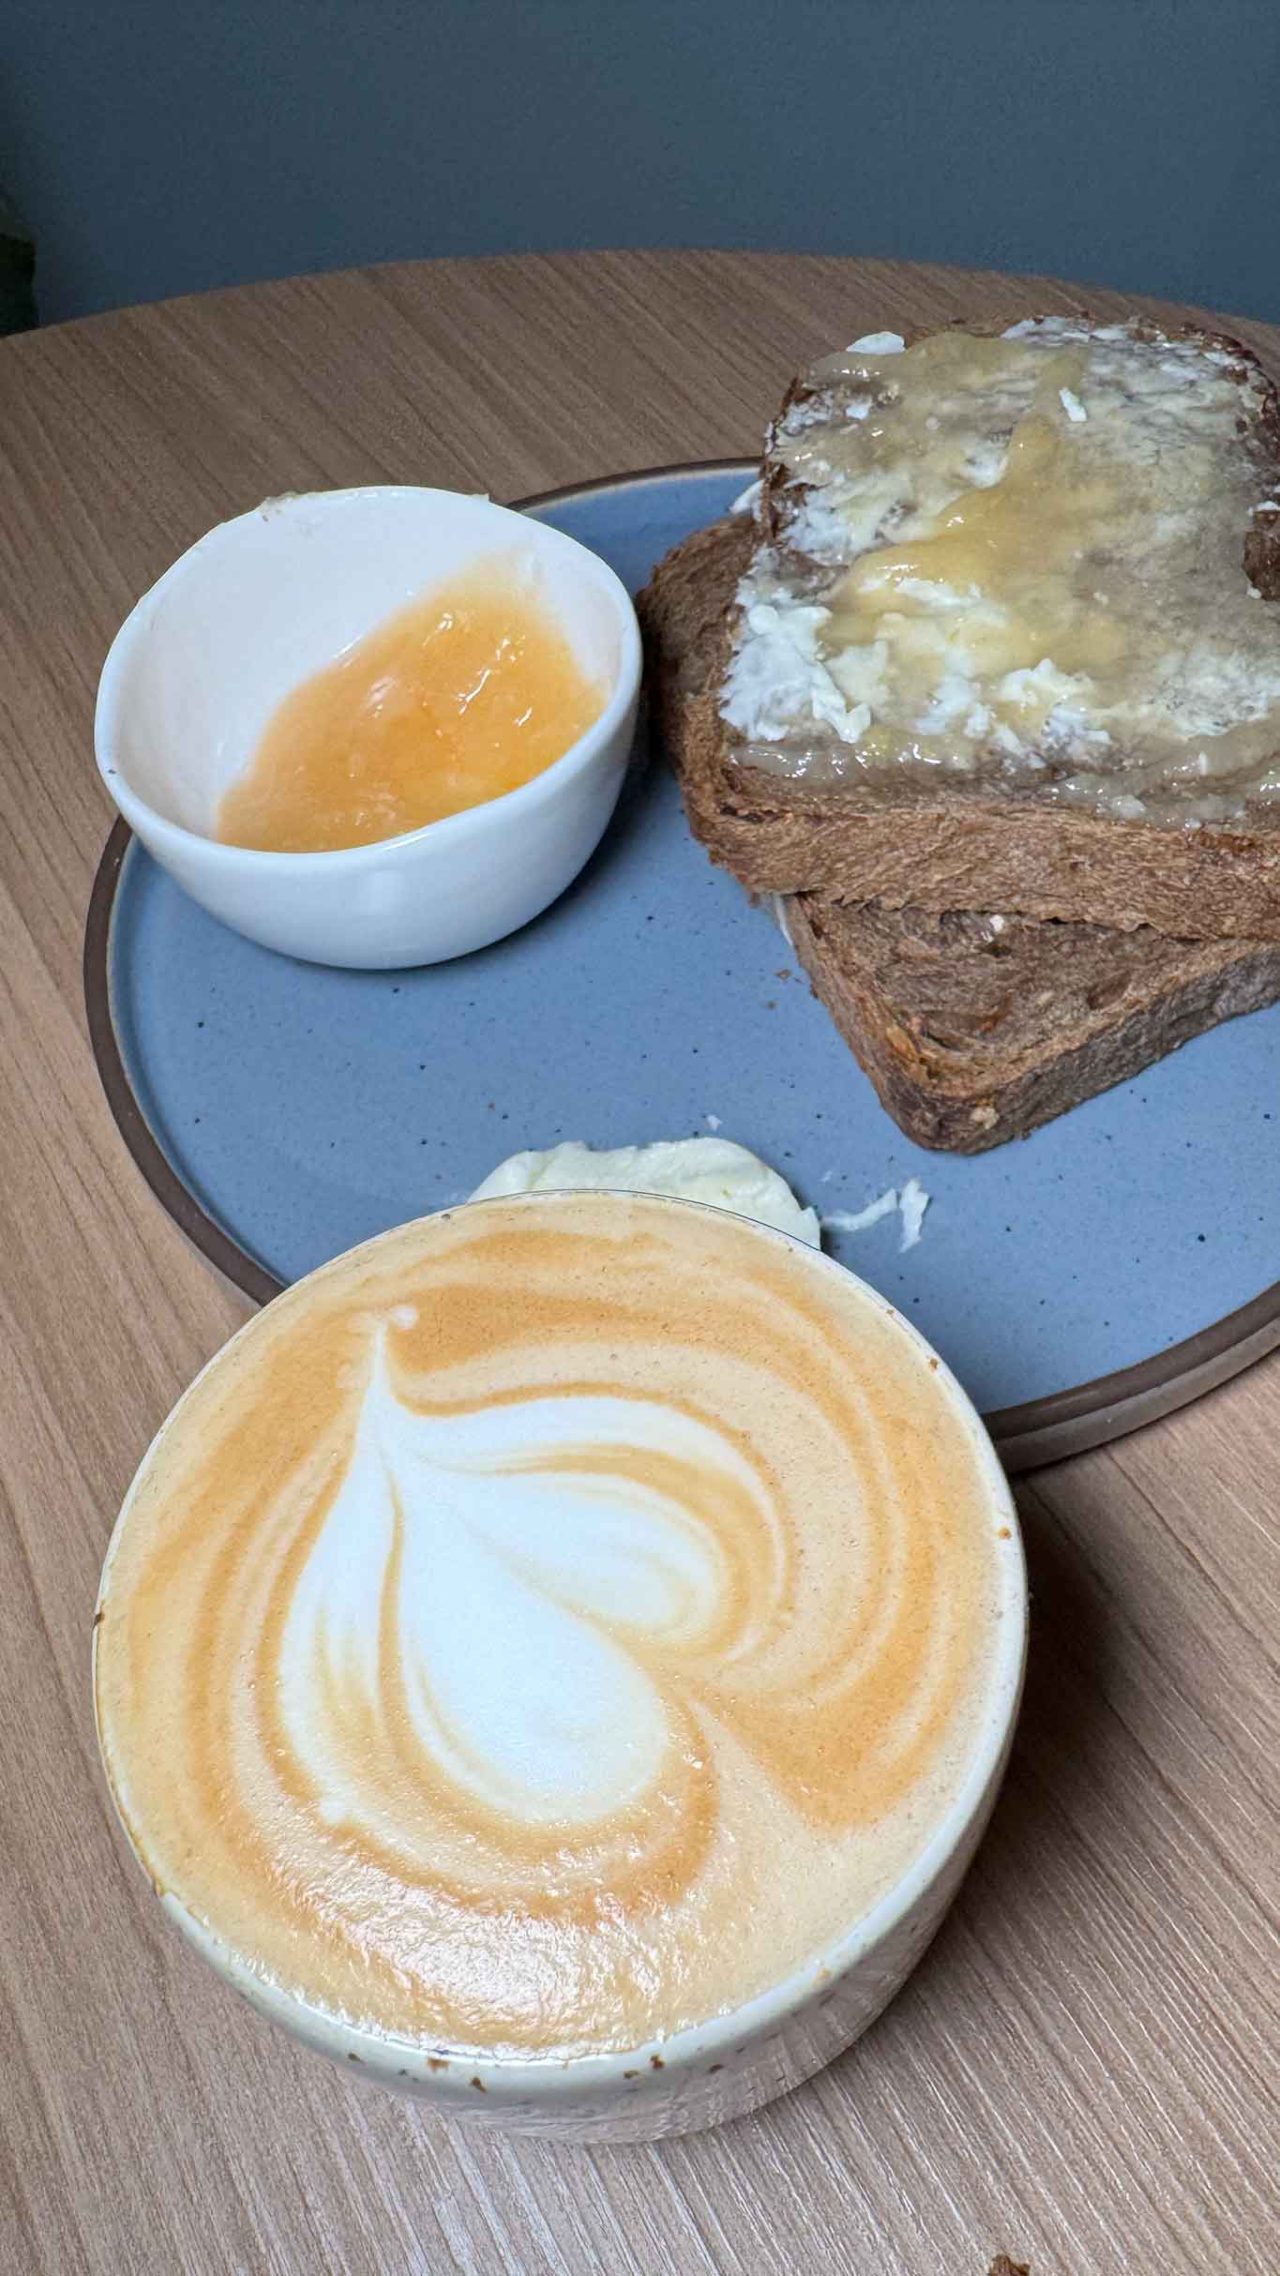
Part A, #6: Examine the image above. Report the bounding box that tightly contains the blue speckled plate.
[85,464,1280,1470]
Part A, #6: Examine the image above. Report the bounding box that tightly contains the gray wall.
[5,0,1280,327]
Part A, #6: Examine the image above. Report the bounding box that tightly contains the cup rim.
[94,1188,1027,2099]
[94,484,643,869]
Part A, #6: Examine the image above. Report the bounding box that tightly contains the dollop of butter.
[469,1138,821,1247]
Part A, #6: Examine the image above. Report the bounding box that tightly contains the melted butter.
[726,320,1280,820]
[94,1195,1003,2061]
[217,560,606,852]
[829,409,1129,692]
[796,332,1086,525]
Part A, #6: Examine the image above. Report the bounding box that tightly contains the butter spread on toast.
[722,318,1280,823]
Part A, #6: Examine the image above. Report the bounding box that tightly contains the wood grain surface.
[0,251,1275,2276]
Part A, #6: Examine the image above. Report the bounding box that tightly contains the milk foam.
[95,1193,1007,2060]
[281,1328,748,1832]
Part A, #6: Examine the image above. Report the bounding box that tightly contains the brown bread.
[639,518,1280,1151]
[784,895,1280,1152]
[660,321,1280,941]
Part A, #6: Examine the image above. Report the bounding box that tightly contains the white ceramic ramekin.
[95,486,642,969]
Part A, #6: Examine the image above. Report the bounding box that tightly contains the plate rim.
[83,459,1280,1473]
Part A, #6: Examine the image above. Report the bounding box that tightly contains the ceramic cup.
[95,486,642,969]
[93,1194,1026,2142]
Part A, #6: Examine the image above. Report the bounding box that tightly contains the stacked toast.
[638,316,1280,1149]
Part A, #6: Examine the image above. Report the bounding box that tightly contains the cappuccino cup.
[94,1192,1025,2140]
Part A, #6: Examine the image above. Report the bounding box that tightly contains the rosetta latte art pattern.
[96,1195,1001,2057]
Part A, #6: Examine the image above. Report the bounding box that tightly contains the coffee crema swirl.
[96,1194,1004,2058]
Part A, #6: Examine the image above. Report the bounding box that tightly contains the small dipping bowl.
[95,486,643,968]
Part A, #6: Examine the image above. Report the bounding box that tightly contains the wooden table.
[0,251,1275,2276]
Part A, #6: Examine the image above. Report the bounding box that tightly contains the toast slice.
[784,895,1280,1152]
[639,518,1280,1151]
[672,317,1280,940]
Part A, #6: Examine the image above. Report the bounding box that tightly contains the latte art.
[96,1194,1005,2059]
[281,1332,752,1842]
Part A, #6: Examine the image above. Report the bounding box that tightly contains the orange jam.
[217,560,607,852]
